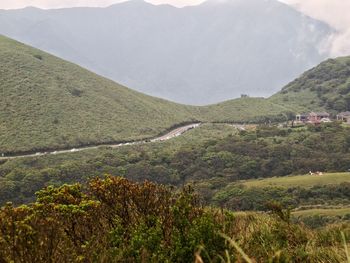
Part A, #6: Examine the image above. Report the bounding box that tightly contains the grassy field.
[293,208,350,217]
[240,173,350,188]
[0,35,295,153]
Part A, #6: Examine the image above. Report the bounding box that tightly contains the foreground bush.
[0,176,349,262]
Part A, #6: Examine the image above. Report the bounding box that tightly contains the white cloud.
[1,0,349,56]
[280,0,350,57]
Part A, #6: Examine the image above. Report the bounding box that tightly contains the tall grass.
[342,232,350,263]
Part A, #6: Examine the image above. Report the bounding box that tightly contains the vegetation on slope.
[2,122,350,211]
[270,56,350,113]
[294,208,350,217]
[240,172,350,188]
[1,35,350,154]
[200,97,294,123]
[0,36,298,153]
[0,123,237,205]
[214,177,350,211]
[1,176,349,263]
[293,207,350,228]
[0,35,199,153]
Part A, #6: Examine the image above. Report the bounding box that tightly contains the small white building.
[337,112,350,124]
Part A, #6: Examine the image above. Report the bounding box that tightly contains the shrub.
[0,177,349,262]
[33,54,43,60]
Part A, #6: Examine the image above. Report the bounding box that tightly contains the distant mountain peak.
[109,0,152,8]
[22,6,40,10]
[201,0,271,5]
[0,0,334,105]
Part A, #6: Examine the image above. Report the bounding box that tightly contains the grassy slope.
[293,208,350,217]
[3,35,348,153]
[212,173,350,206]
[270,56,350,114]
[200,97,293,122]
[240,173,350,188]
[209,56,350,119]
[0,36,294,153]
[0,35,201,153]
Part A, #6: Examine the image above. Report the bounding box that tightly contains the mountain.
[0,35,198,153]
[3,35,348,154]
[270,56,350,113]
[1,35,295,153]
[0,36,297,153]
[0,0,333,105]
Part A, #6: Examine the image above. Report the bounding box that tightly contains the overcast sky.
[0,0,349,56]
[0,0,205,9]
[285,0,350,56]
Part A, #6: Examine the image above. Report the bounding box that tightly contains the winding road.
[0,123,201,160]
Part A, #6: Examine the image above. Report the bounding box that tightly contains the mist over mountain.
[0,0,333,104]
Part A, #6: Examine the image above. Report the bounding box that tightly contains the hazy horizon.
[0,0,204,9]
[0,0,349,57]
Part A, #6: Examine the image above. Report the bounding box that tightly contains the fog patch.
[281,0,350,57]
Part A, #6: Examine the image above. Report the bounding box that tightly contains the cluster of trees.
[1,123,350,206]
[0,177,219,262]
[0,176,349,262]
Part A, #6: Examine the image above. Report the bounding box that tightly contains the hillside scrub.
[1,123,350,207]
[0,176,349,263]
[2,37,350,154]
[271,56,350,113]
[0,36,297,153]
[0,35,197,153]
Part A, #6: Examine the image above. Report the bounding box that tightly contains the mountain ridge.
[0,35,199,153]
[2,35,349,153]
[0,35,294,153]
[270,56,350,113]
[0,0,333,104]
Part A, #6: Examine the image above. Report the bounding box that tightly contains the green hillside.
[201,97,294,123]
[3,35,348,153]
[0,35,294,153]
[270,56,350,114]
[0,35,202,153]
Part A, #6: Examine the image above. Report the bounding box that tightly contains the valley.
[1,121,350,261]
[1,35,350,214]
[0,9,350,260]
[4,34,349,156]
[0,35,295,154]
[0,0,332,104]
